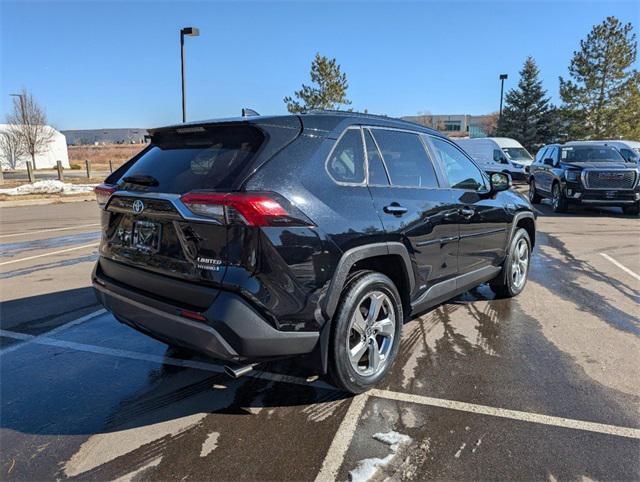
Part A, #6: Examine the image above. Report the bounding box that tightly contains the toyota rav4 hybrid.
[92,112,536,393]
[529,142,640,215]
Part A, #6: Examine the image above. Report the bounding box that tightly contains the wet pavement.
[1,197,639,481]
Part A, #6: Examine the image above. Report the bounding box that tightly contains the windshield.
[502,147,533,161]
[560,146,625,163]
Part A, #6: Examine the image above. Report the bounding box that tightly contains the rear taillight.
[94,184,116,209]
[180,192,310,227]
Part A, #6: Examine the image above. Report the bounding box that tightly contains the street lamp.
[9,93,26,121]
[498,74,508,121]
[180,27,200,123]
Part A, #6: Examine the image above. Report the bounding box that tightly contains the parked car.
[566,140,640,164]
[455,137,534,180]
[92,111,536,393]
[529,142,640,215]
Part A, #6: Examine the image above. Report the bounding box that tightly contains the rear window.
[116,125,264,193]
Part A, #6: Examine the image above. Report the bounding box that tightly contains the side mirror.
[490,172,511,193]
[543,158,555,166]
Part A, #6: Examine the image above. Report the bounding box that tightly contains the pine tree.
[559,16,638,139]
[497,56,556,151]
[284,53,351,113]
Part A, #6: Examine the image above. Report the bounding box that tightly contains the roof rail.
[304,109,391,120]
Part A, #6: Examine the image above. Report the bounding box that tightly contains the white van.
[455,137,534,180]
[565,140,640,163]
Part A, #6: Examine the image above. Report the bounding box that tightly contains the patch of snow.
[200,432,220,457]
[113,456,162,482]
[454,442,466,458]
[349,431,412,482]
[0,180,96,196]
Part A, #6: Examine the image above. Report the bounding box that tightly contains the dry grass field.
[68,144,146,170]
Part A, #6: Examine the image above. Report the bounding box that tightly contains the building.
[0,124,70,170]
[402,114,495,138]
[61,128,149,146]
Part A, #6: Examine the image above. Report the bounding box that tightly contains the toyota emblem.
[132,199,145,214]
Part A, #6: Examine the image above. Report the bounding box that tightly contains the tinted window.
[535,147,548,163]
[364,129,389,185]
[117,125,264,194]
[560,146,625,162]
[371,129,438,188]
[327,129,365,183]
[430,137,487,191]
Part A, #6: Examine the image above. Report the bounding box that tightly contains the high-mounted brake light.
[94,184,116,209]
[180,192,300,226]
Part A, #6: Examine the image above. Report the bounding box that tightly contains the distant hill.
[61,128,148,145]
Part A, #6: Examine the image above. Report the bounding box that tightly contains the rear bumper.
[92,259,319,363]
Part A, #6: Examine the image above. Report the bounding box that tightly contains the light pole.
[9,93,26,121]
[180,27,200,123]
[498,74,508,121]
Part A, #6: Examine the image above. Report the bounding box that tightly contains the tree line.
[285,16,639,152]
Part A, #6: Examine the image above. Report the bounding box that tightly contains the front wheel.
[328,271,403,394]
[552,183,568,213]
[490,228,532,298]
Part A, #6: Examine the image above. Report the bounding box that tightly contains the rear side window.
[364,129,389,185]
[371,129,438,188]
[327,129,365,183]
[116,125,264,194]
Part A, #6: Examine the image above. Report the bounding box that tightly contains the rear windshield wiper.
[123,174,159,187]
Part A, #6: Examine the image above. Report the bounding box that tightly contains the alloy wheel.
[347,291,396,377]
[511,238,530,290]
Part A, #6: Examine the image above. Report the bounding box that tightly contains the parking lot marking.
[0,309,106,355]
[315,393,369,482]
[2,327,639,444]
[599,253,640,282]
[0,242,99,266]
[371,389,640,440]
[0,328,334,390]
[0,224,100,239]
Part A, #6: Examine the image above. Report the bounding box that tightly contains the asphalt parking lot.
[1,193,639,481]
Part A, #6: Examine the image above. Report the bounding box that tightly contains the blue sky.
[1,1,638,129]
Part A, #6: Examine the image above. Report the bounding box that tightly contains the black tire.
[551,182,568,213]
[490,228,532,299]
[528,179,542,204]
[622,202,640,216]
[328,271,403,394]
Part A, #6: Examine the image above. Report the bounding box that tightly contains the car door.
[540,146,558,192]
[427,135,509,275]
[365,127,459,299]
[531,146,548,190]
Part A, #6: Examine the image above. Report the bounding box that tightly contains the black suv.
[529,142,640,215]
[92,112,535,393]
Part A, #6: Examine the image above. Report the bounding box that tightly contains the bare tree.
[7,88,54,169]
[0,125,26,169]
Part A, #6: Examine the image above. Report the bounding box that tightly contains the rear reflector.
[94,184,117,209]
[180,192,299,226]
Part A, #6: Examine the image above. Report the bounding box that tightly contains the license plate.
[133,220,161,252]
[604,191,617,199]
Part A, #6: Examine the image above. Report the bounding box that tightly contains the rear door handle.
[459,207,475,218]
[383,203,408,216]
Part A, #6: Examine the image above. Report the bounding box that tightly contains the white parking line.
[315,394,368,482]
[0,224,100,239]
[0,309,105,355]
[600,253,640,282]
[0,242,100,266]
[1,327,639,442]
[371,389,640,440]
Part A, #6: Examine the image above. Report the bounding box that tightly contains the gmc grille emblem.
[598,172,624,180]
[132,199,145,214]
